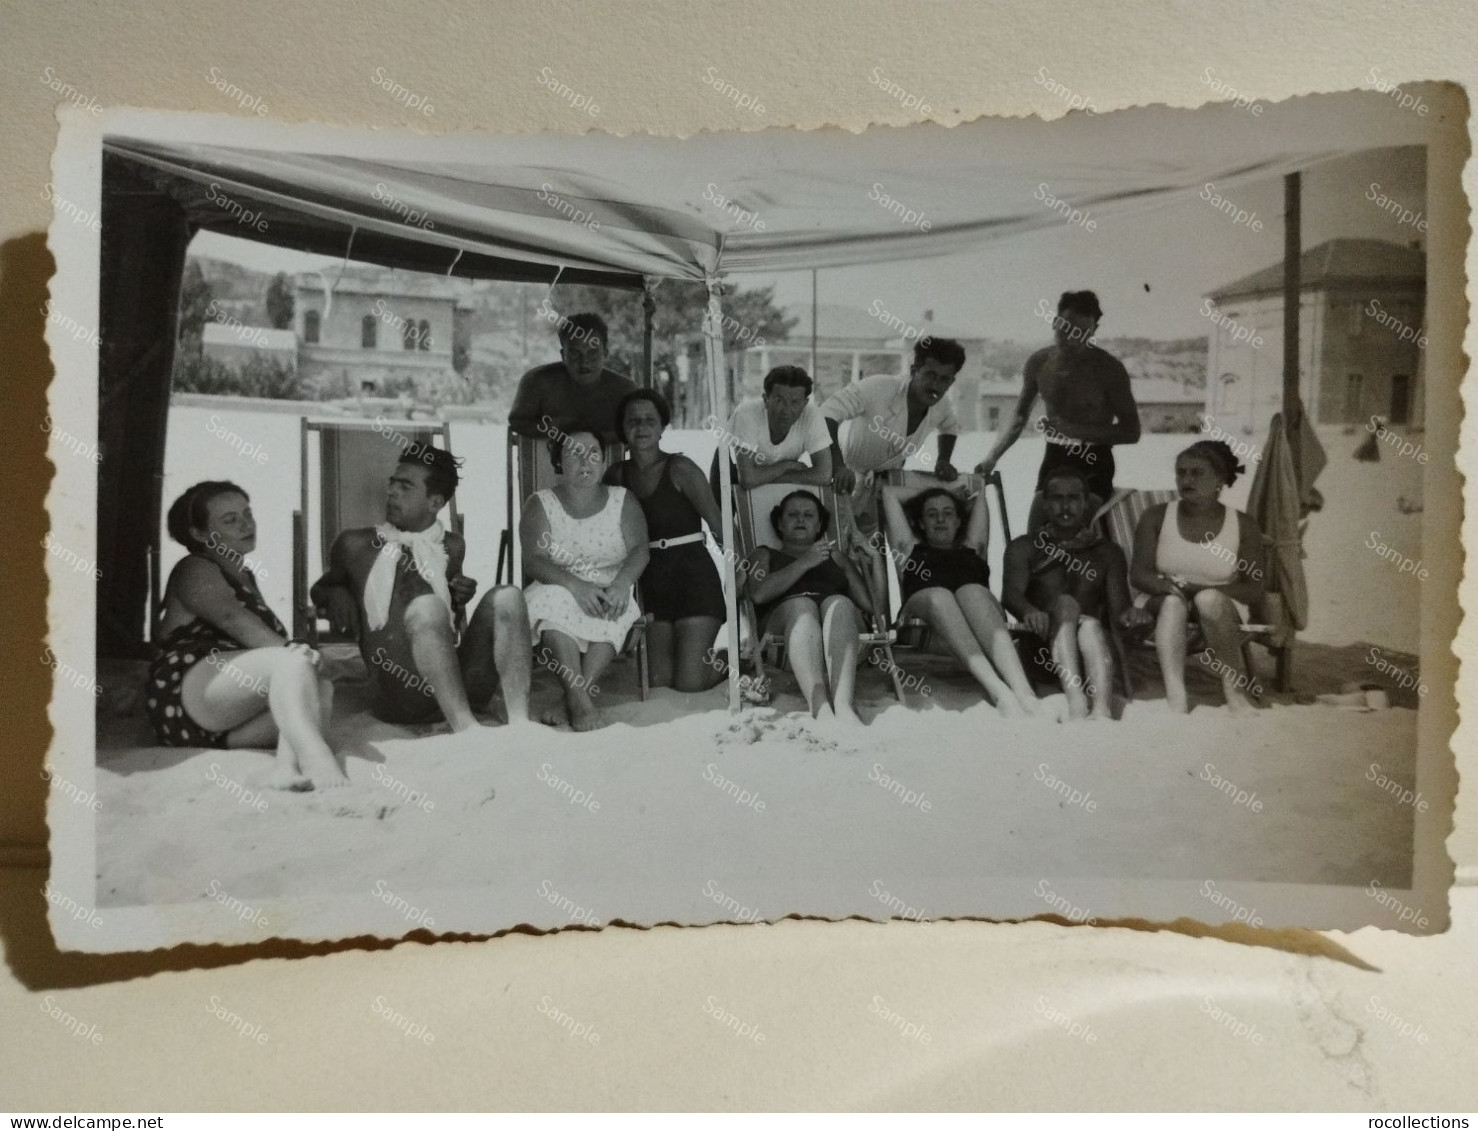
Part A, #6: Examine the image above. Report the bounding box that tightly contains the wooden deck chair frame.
[292,418,463,645]
[732,479,907,702]
[495,431,651,701]
[1093,488,1291,697]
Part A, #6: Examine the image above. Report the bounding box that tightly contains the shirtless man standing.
[976,290,1140,516]
[1001,467,1151,719]
[310,444,533,733]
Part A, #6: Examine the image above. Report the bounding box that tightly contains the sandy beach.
[92,407,1427,929]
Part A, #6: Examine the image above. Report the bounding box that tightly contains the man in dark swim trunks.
[310,444,533,733]
[1001,467,1151,719]
[975,290,1141,524]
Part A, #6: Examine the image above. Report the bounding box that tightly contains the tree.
[546,280,794,383]
[177,260,215,342]
[265,272,295,330]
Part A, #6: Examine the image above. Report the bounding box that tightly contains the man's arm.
[1000,538,1039,623]
[311,532,364,637]
[737,451,807,488]
[819,380,869,488]
[505,369,542,437]
[934,432,958,479]
[976,359,1041,472]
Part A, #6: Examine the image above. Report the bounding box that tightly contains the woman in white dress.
[520,426,649,730]
[1130,440,1266,714]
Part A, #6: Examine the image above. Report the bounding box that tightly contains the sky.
[193,144,1425,345]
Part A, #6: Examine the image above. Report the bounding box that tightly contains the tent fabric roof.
[1207,237,1427,301]
[101,91,1427,288]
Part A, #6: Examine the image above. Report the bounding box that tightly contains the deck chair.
[873,469,1013,651]
[732,480,907,702]
[1094,488,1287,696]
[497,431,651,700]
[293,418,464,645]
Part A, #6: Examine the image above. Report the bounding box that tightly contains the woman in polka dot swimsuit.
[146,481,346,790]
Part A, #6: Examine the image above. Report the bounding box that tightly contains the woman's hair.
[166,480,249,553]
[770,490,831,539]
[1179,439,1246,486]
[615,388,672,444]
[904,487,966,543]
[548,425,604,475]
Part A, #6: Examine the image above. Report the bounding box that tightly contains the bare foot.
[992,692,1025,719]
[1065,689,1090,720]
[833,702,864,727]
[1224,686,1258,715]
[264,762,313,792]
[567,691,605,732]
[301,746,350,790]
[1165,689,1191,714]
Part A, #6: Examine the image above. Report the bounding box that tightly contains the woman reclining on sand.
[147,481,345,789]
[880,483,1040,717]
[1130,439,1267,713]
[521,425,650,730]
[743,490,883,725]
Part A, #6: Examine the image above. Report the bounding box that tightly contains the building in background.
[1203,238,1425,436]
[292,264,474,400]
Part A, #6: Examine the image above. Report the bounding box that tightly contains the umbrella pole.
[706,277,742,712]
[1283,172,1302,486]
[641,281,655,391]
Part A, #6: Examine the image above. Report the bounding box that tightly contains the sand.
[93,402,1426,931]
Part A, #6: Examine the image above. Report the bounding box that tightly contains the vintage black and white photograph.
[43,85,1456,950]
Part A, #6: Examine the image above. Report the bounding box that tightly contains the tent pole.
[1283,172,1302,486]
[706,276,742,712]
[641,281,655,391]
[810,268,818,381]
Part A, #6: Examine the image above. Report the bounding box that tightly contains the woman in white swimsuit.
[1130,440,1267,713]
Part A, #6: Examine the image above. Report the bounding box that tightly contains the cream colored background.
[3,0,1475,1110]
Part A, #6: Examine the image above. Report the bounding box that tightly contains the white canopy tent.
[97,91,1427,695]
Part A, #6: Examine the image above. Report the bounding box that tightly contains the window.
[1345,373,1364,420]
[987,406,1001,430]
[417,320,431,351]
[303,309,320,344]
[402,319,418,350]
[1349,300,1365,335]
[362,314,377,349]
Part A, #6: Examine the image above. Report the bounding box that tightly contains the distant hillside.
[190,255,279,326]
[1098,336,1207,389]
[973,335,1206,388]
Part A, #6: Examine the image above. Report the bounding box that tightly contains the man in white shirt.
[709,365,834,492]
[821,336,964,493]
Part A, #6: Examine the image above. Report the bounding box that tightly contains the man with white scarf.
[311,444,533,732]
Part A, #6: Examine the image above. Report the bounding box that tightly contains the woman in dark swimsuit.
[879,484,1039,716]
[149,481,345,789]
[744,490,879,725]
[604,390,728,691]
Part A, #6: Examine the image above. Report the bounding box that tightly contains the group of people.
[146,294,1268,787]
